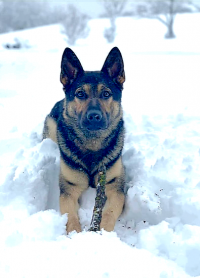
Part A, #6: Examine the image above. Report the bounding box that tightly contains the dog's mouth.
[80,122,108,133]
[85,123,108,131]
[80,127,107,140]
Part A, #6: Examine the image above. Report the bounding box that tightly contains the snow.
[0,14,200,277]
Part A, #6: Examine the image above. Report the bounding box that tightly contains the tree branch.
[89,164,107,232]
[156,15,168,26]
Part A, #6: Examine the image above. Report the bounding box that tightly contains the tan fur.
[59,187,81,233]
[106,157,124,183]
[94,157,125,231]
[43,116,57,143]
[73,85,91,116]
[63,98,77,120]
[97,83,104,95]
[59,157,124,233]
[82,139,102,152]
[96,84,121,117]
[82,84,91,95]
[100,184,125,231]
[61,76,69,86]
[74,98,90,116]
[60,62,79,86]
[62,98,68,120]
[117,71,125,85]
[60,158,89,233]
[60,158,88,187]
[97,84,111,95]
[111,101,121,119]
[60,195,81,233]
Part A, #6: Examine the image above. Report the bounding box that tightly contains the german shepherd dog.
[43,47,125,233]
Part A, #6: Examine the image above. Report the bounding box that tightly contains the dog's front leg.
[59,158,89,233]
[100,179,125,232]
[59,175,83,234]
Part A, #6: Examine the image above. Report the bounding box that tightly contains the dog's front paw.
[67,217,81,234]
[100,212,115,232]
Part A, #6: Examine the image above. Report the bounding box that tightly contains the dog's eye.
[76,91,87,99]
[102,91,111,99]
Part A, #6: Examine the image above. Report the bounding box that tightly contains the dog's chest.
[81,150,104,173]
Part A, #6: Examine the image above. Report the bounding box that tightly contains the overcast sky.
[46,0,200,18]
[74,1,104,17]
[49,0,104,17]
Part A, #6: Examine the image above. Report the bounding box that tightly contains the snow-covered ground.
[0,14,200,277]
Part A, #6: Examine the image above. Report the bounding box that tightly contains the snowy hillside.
[0,14,200,277]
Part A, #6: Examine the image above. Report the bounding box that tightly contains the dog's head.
[60,47,125,136]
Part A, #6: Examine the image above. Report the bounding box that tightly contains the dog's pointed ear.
[101,47,125,88]
[60,48,84,86]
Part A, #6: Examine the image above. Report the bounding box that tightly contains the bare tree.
[133,0,195,39]
[188,0,200,11]
[101,0,127,42]
[0,1,90,45]
[61,5,90,45]
[102,0,128,17]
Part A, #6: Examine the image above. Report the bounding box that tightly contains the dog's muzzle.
[81,109,107,131]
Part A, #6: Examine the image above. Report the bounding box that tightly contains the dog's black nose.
[87,110,102,122]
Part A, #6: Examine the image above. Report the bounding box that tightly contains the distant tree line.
[0,0,199,45]
[132,0,198,39]
[101,0,199,41]
[0,0,89,45]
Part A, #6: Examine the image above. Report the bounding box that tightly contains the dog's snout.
[87,110,102,122]
[81,108,107,131]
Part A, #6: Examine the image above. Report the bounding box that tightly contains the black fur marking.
[64,72,122,102]
[49,99,64,120]
[60,183,66,195]
[59,175,71,195]
[107,177,116,184]
[58,116,124,176]
[89,175,95,188]
[67,180,75,186]
[60,148,90,178]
